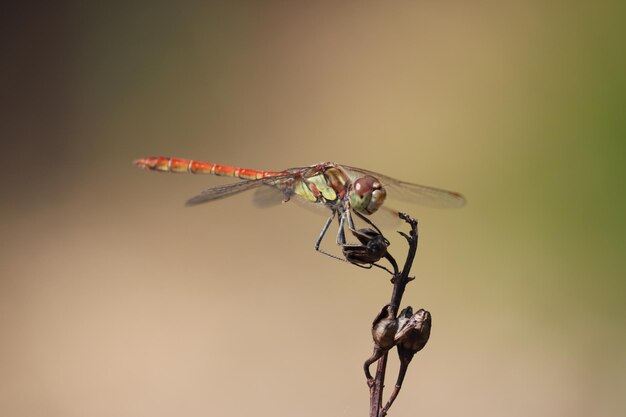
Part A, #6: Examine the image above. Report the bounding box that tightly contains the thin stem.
[368,213,418,417]
[380,360,410,417]
[369,352,388,416]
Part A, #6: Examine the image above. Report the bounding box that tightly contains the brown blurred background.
[1,2,625,417]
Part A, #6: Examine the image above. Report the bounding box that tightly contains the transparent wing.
[368,205,403,228]
[250,165,324,208]
[252,185,286,208]
[341,165,466,208]
[185,173,295,207]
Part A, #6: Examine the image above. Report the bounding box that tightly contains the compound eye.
[354,176,376,198]
[352,176,386,214]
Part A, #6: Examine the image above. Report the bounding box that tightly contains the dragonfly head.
[349,176,387,215]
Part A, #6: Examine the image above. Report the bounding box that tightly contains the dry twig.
[351,213,430,417]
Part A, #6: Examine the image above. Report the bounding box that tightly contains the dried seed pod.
[342,228,390,265]
[396,306,414,333]
[364,304,399,383]
[395,309,432,364]
[371,304,398,349]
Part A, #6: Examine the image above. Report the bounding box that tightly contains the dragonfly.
[134,157,465,267]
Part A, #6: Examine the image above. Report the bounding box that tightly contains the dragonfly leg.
[343,210,373,242]
[337,211,347,245]
[316,208,393,271]
[337,209,374,248]
[315,211,336,251]
[343,210,397,275]
[315,211,356,263]
[347,210,357,230]
[334,208,360,246]
[353,210,384,235]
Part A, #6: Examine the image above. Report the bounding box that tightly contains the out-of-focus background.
[2,2,625,417]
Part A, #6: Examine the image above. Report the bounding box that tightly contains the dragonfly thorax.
[349,176,387,215]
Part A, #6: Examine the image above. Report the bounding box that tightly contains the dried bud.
[342,228,389,265]
[395,309,432,364]
[396,306,414,331]
[364,304,400,383]
[371,304,398,350]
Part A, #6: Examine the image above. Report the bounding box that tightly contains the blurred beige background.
[1,2,625,417]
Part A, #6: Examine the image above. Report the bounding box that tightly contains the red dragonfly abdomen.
[134,157,285,180]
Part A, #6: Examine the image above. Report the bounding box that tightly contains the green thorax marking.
[293,166,351,205]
